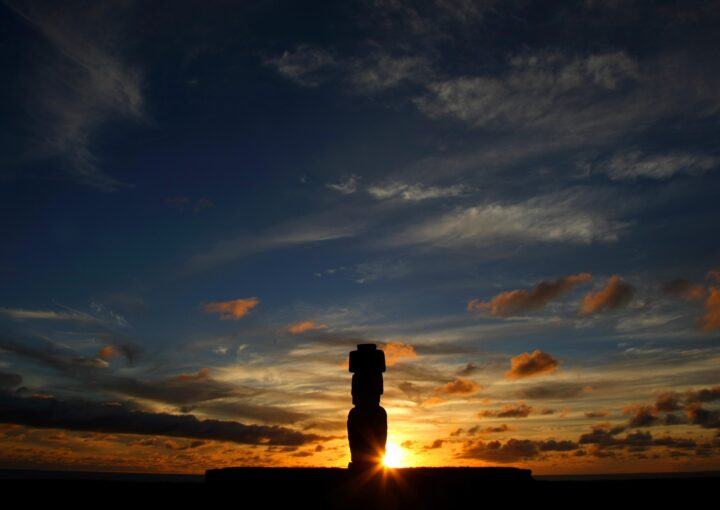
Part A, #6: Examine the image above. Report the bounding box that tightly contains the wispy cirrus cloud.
[385,192,627,249]
[597,151,719,180]
[6,0,144,190]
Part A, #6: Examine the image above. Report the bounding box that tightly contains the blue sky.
[1,0,719,474]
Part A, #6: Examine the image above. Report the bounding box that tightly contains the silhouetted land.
[1,468,718,508]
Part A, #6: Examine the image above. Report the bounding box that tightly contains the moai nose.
[347,344,388,470]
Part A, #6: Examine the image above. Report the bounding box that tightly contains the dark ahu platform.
[205,466,533,508]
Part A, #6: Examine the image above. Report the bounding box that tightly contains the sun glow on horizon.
[382,442,406,468]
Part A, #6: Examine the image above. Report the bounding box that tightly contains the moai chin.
[347,343,387,470]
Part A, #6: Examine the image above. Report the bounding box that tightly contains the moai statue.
[347,343,387,470]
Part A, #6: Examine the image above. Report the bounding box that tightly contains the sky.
[1,0,719,476]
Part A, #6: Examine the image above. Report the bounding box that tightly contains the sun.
[382,442,405,468]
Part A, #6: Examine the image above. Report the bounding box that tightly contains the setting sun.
[382,442,405,468]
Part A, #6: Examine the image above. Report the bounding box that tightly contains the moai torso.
[347,344,387,470]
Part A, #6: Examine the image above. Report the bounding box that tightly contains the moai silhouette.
[347,343,387,470]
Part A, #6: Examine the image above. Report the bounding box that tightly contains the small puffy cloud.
[435,378,482,396]
[624,404,660,428]
[380,342,417,366]
[175,368,210,382]
[702,286,720,331]
[201,297,259,320]
[478,403,533,418]
[468,273,591,316]
[580,275,635,314]
[326,175,360,194]
[98,346,115,360]
[505,350,559,380]
[654,391,682,412]
[662,278,706,301]
[287,321,328,334]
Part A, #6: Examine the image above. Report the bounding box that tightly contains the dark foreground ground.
[1,468,718,508]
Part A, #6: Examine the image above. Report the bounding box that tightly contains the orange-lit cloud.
[701,286,720,331]
[478,403,534,418]
[98,346,115,359]
[435,378,482,396]
[580,275,634,314]
[287,320,328,334]
[468,272,591,316]
[707,269,720,283]
[585,410,609,418]
[380,342,417,366]
[201,297,259,320]
[662,278,706,301]
[505,350,559,380]
[176,368,210,381]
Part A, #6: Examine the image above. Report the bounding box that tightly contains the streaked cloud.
[201,298,260,320]
[581,275,635,314]
[287,321,328,334]
[387,193,626,249]
[0,393,320,446]
[468,273,591,316]
[600,151,719,180]
[367,181,470,201]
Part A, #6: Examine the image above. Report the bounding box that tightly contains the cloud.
[460,437,578,463]
[326,175,360,194]
[708,270,720,283]
[585,410,609,418]
[287,321,328,334]
[367,182,470,201]
[600,151,719,180]
[0,307,99,322]
[434,378,482,396]
[517,382,593,400]
[98,346,115,360]
[624,404,660,428]
[468,273,592,316]
[580,275,635,314]
[196,400,310,426]
[201,298,260,320]
[478,403,534,418]
[6,0,143,190]
[662,279,706,301]
[415,51,638,132]
[398,381,424,402]
[505,351,559,380]
[457,362,481,376]
[175,368,211,382]
[184,214,362,274]
[347,53,431,92]
[263,45,335,87]
[389,192,625,249]
[380,342,417,366]
[701,286,720,331]
[0,393,319,446]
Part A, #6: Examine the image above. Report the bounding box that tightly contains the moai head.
[349,344,386,407]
